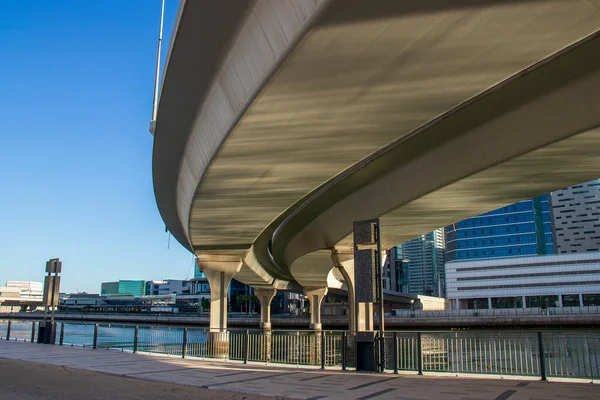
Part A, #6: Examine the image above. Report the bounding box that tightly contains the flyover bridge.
[152,0,600,333]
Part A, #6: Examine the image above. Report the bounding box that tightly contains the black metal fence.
[1,320,599,381]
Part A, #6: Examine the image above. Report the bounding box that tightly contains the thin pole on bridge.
[149,0,165,134]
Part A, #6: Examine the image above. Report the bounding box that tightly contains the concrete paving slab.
[0,341,599,399]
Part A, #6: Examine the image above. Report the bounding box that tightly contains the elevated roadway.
[152,0,600,331]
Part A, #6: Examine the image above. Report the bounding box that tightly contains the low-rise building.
[446,252,600,309]
[6,281,43,300]
[157,279,192,295]
[100,280,147,297]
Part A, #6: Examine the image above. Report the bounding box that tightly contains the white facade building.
[550,179,600,254]
[158,279,192,295]
[6,281,43,300]
[446,252,600,309]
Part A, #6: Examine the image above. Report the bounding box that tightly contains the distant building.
[100,280,146,297]
[6,281,43,300]
[445,195,554,262]
[550,179,600,254]
[270,291,303,315]
[145,280,164,296]
[100,281,119,296]
[60,293,104,311]
[158,279,193,295]
[0,286,21,299]
[191,261,210,295]
[0,286,25,313]
[395,229,445,297]
[445,252,600,309]
[383,246,409,293]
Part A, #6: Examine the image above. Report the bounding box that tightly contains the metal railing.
[391,306,600,318]
[0,320,37,342]
[2,319,599,381]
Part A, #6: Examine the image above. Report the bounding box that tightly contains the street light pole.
[376,222,385,372]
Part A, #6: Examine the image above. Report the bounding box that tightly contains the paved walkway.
[0,341,598,400]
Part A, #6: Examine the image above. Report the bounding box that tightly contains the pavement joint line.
[357,387,397,400]
[215,371,253,378]
[494,389,517,400]
[89,361,144,368]
[124,367,196,376]
[207,372,294,387]
[306,396,328,400]
[299,374,329,381]
[516,382,530,387]
[347,376,397,391]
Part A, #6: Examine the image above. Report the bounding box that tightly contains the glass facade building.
[100,280,146,297]
[389,229,445,297]
[384,246,410,293]
[405,229,446,297]
[445,195,554,262]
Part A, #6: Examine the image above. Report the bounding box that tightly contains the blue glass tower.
[445,195,554,262]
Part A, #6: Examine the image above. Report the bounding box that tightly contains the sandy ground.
[0,359,282,400]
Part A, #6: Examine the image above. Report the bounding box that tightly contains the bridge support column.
[198,254,243,358]
[254,288,277,330]
[254,288,276,361]
[357,302,374,331]
[304,288,327,330]
[331,248,357,332]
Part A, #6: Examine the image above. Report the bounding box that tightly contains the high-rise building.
[395,229,445,297]
[445,195,554,262]
[384,246,409,293]
[550,179,600,254]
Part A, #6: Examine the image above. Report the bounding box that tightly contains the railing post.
[244,330,249,365]
[537,331,547,381]
[59,322,65,345]
[320,331,326,370]
[30,321,36,343]
[53,322,58,344]
[296,331,300,367]
[182,328,188,359]
[133,326,139,353]
[6,320,11,340]
[341,332,347,371]
[393,332,398,374]
[417,332,423,375]
[92,324,98,349]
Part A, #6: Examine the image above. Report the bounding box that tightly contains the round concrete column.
[304,288,328,330]
[254,288,277,330]
[197,254,243,358]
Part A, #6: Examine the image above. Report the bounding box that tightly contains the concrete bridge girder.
[154,2,600,322]
[275,31,600,276]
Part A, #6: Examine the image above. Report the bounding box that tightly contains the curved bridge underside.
[153,0,600,292]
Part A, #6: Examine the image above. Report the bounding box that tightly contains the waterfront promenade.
[1,341,598,400]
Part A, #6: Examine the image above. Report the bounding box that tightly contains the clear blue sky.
[0,0,194,293]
